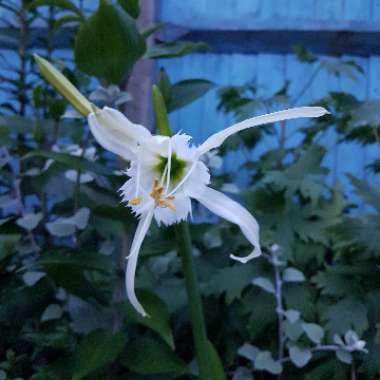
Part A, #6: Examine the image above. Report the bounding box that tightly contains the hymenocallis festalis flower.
[34,54,329,316]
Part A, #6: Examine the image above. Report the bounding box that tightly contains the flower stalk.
[153,86,215,379]
[175,221,213,379]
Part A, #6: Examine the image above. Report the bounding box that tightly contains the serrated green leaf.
[322,298,368,335]
[205,264,257,304]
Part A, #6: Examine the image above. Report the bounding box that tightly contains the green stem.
[152,85,216,378]
[175,222,211,379]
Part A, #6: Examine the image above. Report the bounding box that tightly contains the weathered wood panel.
[158,0,380,191]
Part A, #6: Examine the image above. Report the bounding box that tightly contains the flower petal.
[88,107,152,160]
[187,186,261,263]
[126,209,154,316]
[197,106,329,156]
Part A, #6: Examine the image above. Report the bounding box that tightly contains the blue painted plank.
[344,0,372,20]
[289,0,315,19]
[372,0,380,21]
[285,54,314,148]
[314,0,344,19]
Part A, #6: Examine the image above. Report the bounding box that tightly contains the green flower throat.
[155,152,187,184]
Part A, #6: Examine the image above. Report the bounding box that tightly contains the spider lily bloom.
[88,106,328,316]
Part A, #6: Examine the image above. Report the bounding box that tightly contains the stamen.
[149,178,176,211]
[129,196,142,206]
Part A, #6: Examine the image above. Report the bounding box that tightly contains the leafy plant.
[0,1,379,379]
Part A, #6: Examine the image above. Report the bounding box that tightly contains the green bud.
[152,84,172,137]
[33,54,94,117]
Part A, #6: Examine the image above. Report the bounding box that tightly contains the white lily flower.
[88,105,328,316]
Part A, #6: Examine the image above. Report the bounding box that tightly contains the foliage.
[0,1,379,380]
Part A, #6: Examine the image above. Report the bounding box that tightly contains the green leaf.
[322,298,368,335]
[72,329,126,380]
[205,264,257,304]
[46,208,90,237]
[23,150,113,176]
[54,15,82,30]
[120,337,187,376]
[292,44,316,63]
[312,269,357,297]
[283,267,305,283]
[302,323,324,344]
[36,251,112,302]
[206,339,227,380]
[289,346,312,368]
[145,41,208,59]
[75,0,145,83]
[122,290,174,348]
[284,320,304,340]
[304,359,347,380]
[284,309,301,323]
[349,175,380,211]
[264,145,327,200]
[16,212,43,231]
[254,351,282,374]
[37,251,113,273]
[320,59,362,81]
[238,343,259,361]
[141,22,165,39]
[252,277,275,294]
[118,0,139,18]
[41,304,63,322]
[336,349,352,364]
[167,79,215,113]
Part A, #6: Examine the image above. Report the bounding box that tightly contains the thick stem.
[175,222,212,380]
[153,86,218,378]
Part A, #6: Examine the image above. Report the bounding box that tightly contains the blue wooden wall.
[158,0,380,192]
